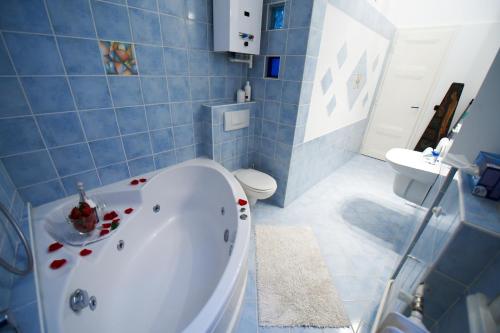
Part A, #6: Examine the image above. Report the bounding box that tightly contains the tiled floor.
[236,155,423,333]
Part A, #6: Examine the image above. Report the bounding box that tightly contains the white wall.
[373,0,500,28]
[409,22,500,148]
[448,50,500,162]
[304,4,390,142]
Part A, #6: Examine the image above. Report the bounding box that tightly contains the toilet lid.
[234,169,277,191]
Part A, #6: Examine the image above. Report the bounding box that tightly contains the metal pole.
[391,166,458,280]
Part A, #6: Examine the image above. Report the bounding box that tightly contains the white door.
[361,27,455,160]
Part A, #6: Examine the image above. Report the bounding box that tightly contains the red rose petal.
[130,179,139,185]
[103,211,118,221]
[101,223,111,228]
[238,199,248,206]
[124,208,133,214]
[100,229,110,237]
[48,242,63,253]
[79,249,92,256]
[139,178,147,183]
[50,259,67,270]
[112,218,120,223]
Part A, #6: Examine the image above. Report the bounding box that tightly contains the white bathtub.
[30,159,251,333]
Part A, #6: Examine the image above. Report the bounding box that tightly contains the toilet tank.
[213,0,263,55]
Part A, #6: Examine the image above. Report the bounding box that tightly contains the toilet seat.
[234,169,277,192]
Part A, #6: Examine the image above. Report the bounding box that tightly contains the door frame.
[360,26,457,160]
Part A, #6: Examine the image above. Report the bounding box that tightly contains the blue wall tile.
[267,30,288,55]
[284,56,306,81]
[171,102,193,126]
[37,113,85,147]
[4,33,64,75]
[108,76,142,107]
[135,45,165,75]
[89,137,126,167]
[146,104,171,129]
[265,80,283,101]
[98,162,129,185]
[50,143,94,176]
[286,28,310,55]
[128,0,157,11]
[0,78,29,117]
[69,76,112,109]
[92,1,132,42]
[290,0,313,28]
[128,155,155,176]
[190,76,210,100]
[435,225,500,286]
[186,0,208,22]
[160,14,187,47]
[158,0,184,17]
[0,0,51,34]
[189,50,209,75]
[173,124,194,147]
[0,42,15,75]
[0,117,45,156]
[168,76,191,102]
[2,150,57,187]
[116,106,148,135]
[129,7,162,45]
[164,47,189,75]
[61,170,101,195]
[21,77,74,114]
[176,145,195,162]
[209,52,227,75]
[18,179,65,206]
[58,37,103,75]
[80,108,120,141]
[210,77,225,99]
[150,128,174,153]
[122,132,152,159]
[154,150,176,169]
[186,21,208,49]
[141,77,169,104]
[46,0,96,38]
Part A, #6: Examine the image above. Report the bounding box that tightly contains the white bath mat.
[255,225,350,328]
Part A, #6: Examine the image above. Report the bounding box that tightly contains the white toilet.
[234,169,277,206]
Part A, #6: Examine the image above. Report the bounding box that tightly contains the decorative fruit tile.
[99,40,138,75]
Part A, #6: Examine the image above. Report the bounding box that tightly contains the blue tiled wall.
[202,102,258,171]
[0,160,40,332]
[231,0,396,207]
[0,0,246,207]
[247,0,318,206]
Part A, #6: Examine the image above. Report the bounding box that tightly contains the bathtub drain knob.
[240,214,247,220]
[224,229,229,242]
[117,240,125,251]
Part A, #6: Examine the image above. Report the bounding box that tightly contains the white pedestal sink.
[385,148,450,205]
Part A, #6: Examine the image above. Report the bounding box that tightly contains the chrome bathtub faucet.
[70,289,92,313]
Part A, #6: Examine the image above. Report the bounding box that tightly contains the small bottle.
[431,150,440,165]
[244,81,251,102]
[237,89,245,103]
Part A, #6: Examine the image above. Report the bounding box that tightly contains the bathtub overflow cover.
[117,240,125,251]
[153,204,160,213]
[221,207,225,215]
[224,229,229,242]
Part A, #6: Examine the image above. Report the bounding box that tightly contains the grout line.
[124,0,158,172]
[87,0,133,179]
[155,0,179,163]
[41,0,104,191]
[0,31,67,198]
